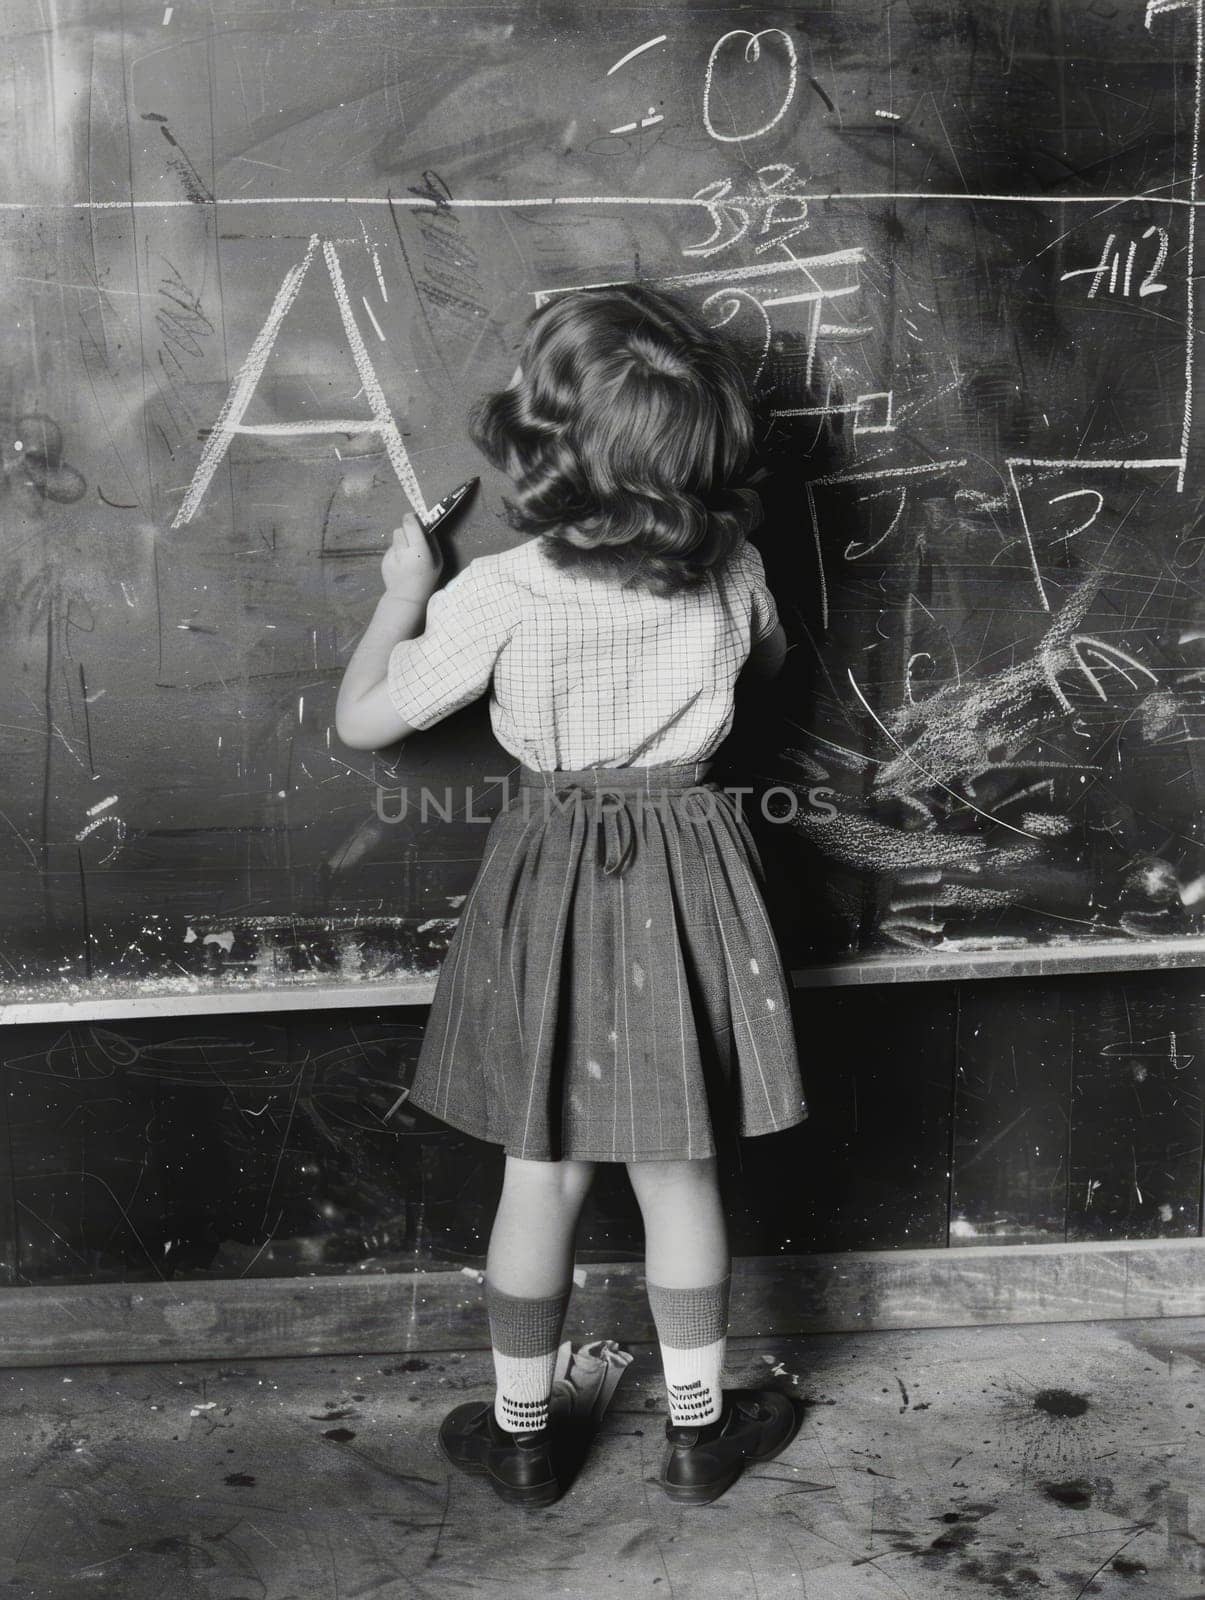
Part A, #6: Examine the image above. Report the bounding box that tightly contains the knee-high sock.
[646,1274,731,1428]
[486,1280,571,1434]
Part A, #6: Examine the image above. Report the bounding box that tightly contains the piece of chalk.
[422,477,479,531]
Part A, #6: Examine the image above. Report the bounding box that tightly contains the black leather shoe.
[437,1400,561,1507]
[659,1388,802,1505]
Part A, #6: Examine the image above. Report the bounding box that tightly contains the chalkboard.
[1,0,1203,1005]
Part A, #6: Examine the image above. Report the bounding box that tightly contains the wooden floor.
[3,1316,1204,1598]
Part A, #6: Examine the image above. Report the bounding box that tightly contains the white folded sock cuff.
[492,1350,559,1433]
[662,1335,726,1427]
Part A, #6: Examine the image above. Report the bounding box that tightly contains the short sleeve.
[386,557,519,730]
[742,540,781,643]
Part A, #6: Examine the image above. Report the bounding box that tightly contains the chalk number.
[1060,227,1169,300]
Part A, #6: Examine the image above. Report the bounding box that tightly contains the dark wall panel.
[7,972,1198,1286]
[949,972,1205,1244]
[1066,978,1204,1240]
[0,986,967,1286]
[950,983,1072,1244]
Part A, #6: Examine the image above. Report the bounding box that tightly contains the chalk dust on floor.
[1,1315,1203,1598]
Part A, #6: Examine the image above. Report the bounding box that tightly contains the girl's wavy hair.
[469,283,760,595]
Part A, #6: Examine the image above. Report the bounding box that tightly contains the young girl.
[335,283,808,1508]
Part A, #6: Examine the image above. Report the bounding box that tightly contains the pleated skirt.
[408,760,808,1162]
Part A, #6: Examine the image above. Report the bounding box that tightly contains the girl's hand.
[381,512,443,604]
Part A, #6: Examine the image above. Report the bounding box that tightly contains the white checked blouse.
[385,535,780,770]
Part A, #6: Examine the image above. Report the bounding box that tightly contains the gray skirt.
[408,760,808,1163]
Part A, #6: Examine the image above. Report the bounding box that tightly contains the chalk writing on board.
[170,235,429,528]
[702,29,799,145]
[1060,227,1170,300]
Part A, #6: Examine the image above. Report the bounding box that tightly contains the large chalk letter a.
[171,234,427,528]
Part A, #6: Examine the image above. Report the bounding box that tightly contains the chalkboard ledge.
[791,934,1205,987]
[1,935,1202,1022]
[0,976,438,1026]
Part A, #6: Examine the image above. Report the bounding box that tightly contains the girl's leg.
[484,1154,595,1433]
[627,1157,730,1428]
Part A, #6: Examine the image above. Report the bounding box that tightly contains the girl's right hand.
[381,512,444,605]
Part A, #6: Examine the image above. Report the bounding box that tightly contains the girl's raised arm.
[334,514,443,750]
